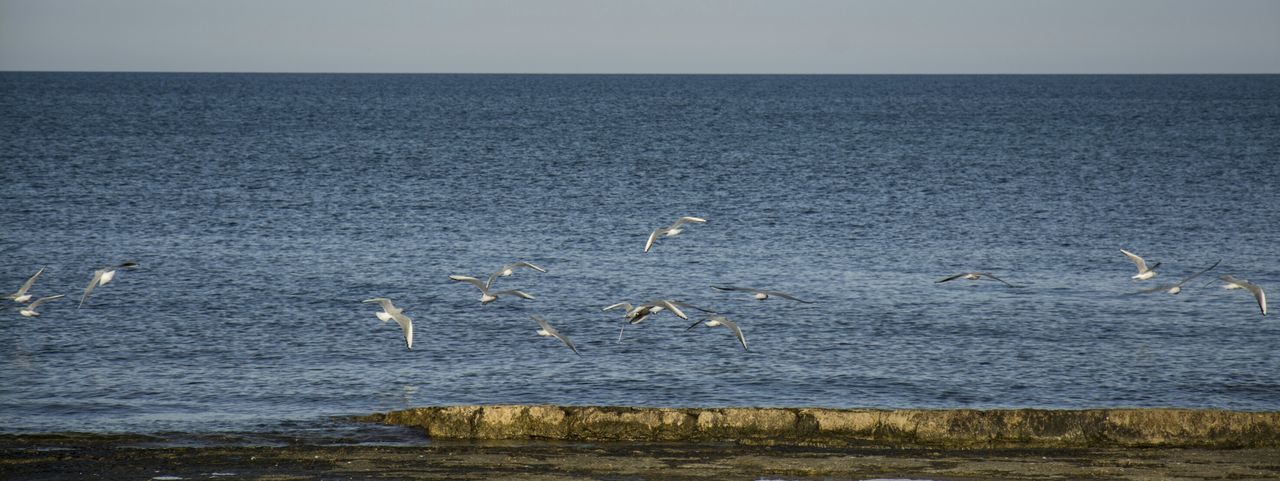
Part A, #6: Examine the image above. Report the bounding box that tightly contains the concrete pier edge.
[358,405,1280,449]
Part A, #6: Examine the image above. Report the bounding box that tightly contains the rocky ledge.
[359,405,1280,449]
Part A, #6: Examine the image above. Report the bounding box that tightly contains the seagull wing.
[710,285,754,292]
[1176,260,1221,286]
[936,273,967,283]
[509,262,547,273]
[492,289,535,300]
[644,228,662,253]
[718,317,748,351]
[669,300,716,313]
[1120,249,1149,273]
[1237,280,1267,316]
[671,216,707,228]
[603,302,633,312]
[762,291,813,303]
[391,312,413,350]
[533,316,579,356]
[654,300,688,320]
[977,273,1015,287]
[17,267,44,297]
[29,294,65,309]
[449,275,489,292]
[79,269,104,308]
[362,297,396,311]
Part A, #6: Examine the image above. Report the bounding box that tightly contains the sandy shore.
[4,433,1280,480]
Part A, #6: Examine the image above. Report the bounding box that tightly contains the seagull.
[79,261,138,308]
[710,285,812,303]
[448,275,535,304]
[1139,260,1221,295]
[362,297,413,350]
[532,315,580,356]
[19,294,64,317]
[4,267,45,303]
[1216,275,1267,315]
[485,261,546,289]
[604,300,715,340]
[1120,249,1161,280]
[936,272,1015,287]
[644,216,707,253]
[686,315,748,351]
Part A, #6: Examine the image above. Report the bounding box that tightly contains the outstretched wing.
[29,294,65,309]
[391,312,413,350]
[1120,249,1149,272]
[669,300,715,313]
[644,229,662,253]
[977,273,1015,287]
[603,302,633,312]
[17,267,44,296]
[710,285,754,292]
[936,273,967,283]
[671,216,707,228]
[448,275,488,292]
[79,269,104,308]
[492,289,535,300]
[653,300,688,320]
[1176,260,1221,287]
[362,297,396,311]
[718,317,748,351]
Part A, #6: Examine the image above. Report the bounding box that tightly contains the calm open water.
[1,73,1278,435]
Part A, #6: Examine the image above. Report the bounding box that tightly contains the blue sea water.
[1,73,1278,435]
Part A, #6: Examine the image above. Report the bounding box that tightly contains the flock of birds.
[6,217,1269,357]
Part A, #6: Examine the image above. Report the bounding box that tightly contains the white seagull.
[448,275,535,304]
[936,272,1015,287]
[5,267,45,303]
[362,297,413,350]
[1216,275,1267,316]
[1121,249,1161,280]
[79,261,138,308]
[604,299,715,341]
[1139,260,1220,295]
[644,216,707,253]
[710,285,812,303]
[485,261,546,289]
[687,315,748,351]
[532,315,580,356]
[19,294,64,317]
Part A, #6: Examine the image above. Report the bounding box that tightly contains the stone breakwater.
[359,405,1280,449]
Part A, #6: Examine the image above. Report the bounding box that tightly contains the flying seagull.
[687,315,748,351]
[448,275,535,304]
[644,216,707,253]
[1139,260,1221,295]
[604,299,715,341]
[936,272,1015,287]
[710,285,812,303]
[363,297,414,350]
[1216,275,1267,316]
[4,267,45,303]
[79,261,138,308]
[485,261,546,289]
[532,315,580,356]
[19,294,64,317]
[1120,249,1160,280]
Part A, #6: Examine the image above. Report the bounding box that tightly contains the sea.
[1,73,1278,437]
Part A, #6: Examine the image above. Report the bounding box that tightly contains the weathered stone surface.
[359,405,1280,448]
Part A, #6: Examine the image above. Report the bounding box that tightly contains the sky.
[1,0,1278,73]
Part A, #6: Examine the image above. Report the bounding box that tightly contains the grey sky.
[1,0,1277,73]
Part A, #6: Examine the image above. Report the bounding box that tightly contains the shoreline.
[6,406,1280,480]
[362,405,1280,449]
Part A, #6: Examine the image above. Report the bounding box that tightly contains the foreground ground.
[3,434,1280,480]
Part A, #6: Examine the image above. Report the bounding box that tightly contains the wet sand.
[4,433,1280,480]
